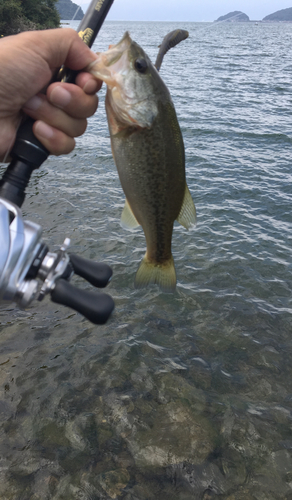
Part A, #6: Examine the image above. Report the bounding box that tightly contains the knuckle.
[45,134,75,156]
[90,95,99,115]
[75,119,87,137]
[55,136,75,155]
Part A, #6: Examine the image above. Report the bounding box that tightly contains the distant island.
[215,7,292,23]
[56,0,84,20]
[215,11,249,22]
[263,7,292,21]
[55,2,292,24]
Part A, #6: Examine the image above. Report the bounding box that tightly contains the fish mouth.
[87,32,132,87]
[88,32,157,129]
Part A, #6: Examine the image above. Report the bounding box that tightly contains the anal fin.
[177,184,196,229]
[121,199,140,230]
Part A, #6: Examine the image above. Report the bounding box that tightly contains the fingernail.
[50,86,71,108]
[23,95,42,111]
[35,121,54,140]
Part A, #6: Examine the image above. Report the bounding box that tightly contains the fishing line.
[72,5,81,21]
[193,11,253,34]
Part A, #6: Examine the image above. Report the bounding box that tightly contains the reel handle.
[69,253,112,288]
[51,279,114,324]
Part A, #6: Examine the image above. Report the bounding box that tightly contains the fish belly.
[111,116,185,265]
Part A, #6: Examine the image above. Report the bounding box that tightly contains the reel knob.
[69,253,112,288]
[51,279,114,325]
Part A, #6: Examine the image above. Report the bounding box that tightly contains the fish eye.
[134,58,148,73]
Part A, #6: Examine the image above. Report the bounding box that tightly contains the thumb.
[23,28,97,72]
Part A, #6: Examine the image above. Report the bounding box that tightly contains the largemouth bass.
[88,32,196,292]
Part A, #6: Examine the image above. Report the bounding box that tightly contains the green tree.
[0,0,60,37]
[22,0,60,28]
[0,0,22,36]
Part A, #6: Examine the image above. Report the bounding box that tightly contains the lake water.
[0,20,292,499]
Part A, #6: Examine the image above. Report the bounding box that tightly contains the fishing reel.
[0,196,114,324]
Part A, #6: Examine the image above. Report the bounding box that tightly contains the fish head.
[88,32,162,129]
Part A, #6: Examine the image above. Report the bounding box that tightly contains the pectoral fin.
[121,199,140,230]
[176,184,196,229]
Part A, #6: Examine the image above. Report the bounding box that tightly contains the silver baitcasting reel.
[0,197,114,324]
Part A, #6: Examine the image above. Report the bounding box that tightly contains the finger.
[0,119,17,162]
[32,28,98,71]
[75,72,103,94]
[47,82,99,119]
[0,29,99,114]
[33,120,76,156]
[23,94,87,137]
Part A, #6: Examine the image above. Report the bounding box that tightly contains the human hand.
[0,28,101,162]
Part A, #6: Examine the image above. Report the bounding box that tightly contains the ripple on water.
[0,20,292,500]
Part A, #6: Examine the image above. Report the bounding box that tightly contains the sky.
[76,0,292,22]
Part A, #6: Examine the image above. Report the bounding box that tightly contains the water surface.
[0,20,292,499]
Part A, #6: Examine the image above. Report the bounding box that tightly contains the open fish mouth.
[88,31,157,128]
[87,32,132,87]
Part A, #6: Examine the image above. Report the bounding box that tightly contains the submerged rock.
[166,461,230,497]
[98,369,216,469]
[65,413,97,451]
[96,469,130,499]
[130,400,215,467]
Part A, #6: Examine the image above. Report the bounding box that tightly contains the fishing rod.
[0,0,115,324]
[0,0,114,206]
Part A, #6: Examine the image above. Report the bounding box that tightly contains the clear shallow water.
[0,20,292,499]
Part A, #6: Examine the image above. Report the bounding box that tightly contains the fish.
[155,29,189,71]
[88,32,196,292]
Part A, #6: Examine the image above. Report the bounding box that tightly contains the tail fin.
[134,255,176,293]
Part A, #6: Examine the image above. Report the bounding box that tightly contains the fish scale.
[88,32,196,292]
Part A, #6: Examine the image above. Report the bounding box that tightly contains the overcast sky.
[76,0,292,22]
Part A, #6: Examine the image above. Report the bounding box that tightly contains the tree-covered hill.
[215,11,250,22]
[56,0,84,21]
[0,0,60,36]
[263,7,292,21]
